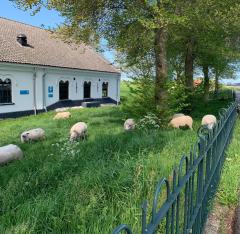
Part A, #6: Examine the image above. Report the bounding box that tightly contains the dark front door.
[102,82,108,97]
[59,80,69,100]
[84,81,91,98]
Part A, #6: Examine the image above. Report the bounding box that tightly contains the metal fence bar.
[112,101,238,234]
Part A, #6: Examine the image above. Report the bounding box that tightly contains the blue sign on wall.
[48,86,53,98]
[48,86,53,93]
[47,86,54,98]
[20,90,29,95]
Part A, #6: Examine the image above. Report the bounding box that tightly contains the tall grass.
[0,97,231,233]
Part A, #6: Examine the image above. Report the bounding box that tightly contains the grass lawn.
[0,87,234,233]
[213,113,240,233]
[217,120,240,207]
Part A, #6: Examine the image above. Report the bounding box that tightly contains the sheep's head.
[21,132,30,142]
[127,123,134,130]
[70,131,78,142]
[207,123,215,130]
[124,119,135,130]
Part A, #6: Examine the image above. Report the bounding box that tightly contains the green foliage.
[194,82,233,101]
[166,80,190,116]
[137,113,161,130]
[122,79,190,120]
[121,77,156,118]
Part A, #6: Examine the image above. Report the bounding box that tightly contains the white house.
[0,18,121,118]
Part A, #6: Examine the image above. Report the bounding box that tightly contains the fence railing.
[113,101,238,234]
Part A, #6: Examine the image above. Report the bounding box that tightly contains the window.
[0,78,12,104]
[84,81,91,98]
[102,82,108,97]
[59,80,69,100]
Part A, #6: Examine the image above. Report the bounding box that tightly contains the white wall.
[0,68,34,113]
[0,63,121,114]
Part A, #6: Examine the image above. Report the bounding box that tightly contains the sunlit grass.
[0,86,233,233]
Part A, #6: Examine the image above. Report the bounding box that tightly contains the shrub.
[137,113,161,130]
[121,76,156,117]
[122,77,190,125]
[167,80,190,116]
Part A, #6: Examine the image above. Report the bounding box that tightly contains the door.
[84,81,91,98]
[59,80,69,100]
[102,82,108,97]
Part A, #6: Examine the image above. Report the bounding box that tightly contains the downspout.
[42,70,47,112]
[33,68,37,115]
[116,78,119,105]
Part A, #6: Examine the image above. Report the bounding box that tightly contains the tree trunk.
[154,27,168,116]
[203,65,210,103]
[214,71,219,94]
[185,40,194,91]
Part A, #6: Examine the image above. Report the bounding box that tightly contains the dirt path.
[234,206,240,234]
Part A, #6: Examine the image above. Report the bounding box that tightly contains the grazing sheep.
[70,122,88,141]
[169,115,193,130]
[21,128,45,143]
[201,114,217,129]
[0,144,23,165]
[172,113,185,119]
[53,111,71,120]
[124,119,136,131]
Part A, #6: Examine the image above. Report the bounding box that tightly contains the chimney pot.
[17,34,27,46]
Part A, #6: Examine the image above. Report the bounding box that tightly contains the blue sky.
[0,0,115,64]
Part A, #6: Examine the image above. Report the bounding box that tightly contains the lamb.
[21,128,46,143]
[0,144,23,165]
[70,122,88,141]
[53,111,71,120]
[172,113,185,119]
[201,114,217,129]
[124,119,136,131]
[169,115,193,130]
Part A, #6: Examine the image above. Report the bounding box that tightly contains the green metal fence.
[113,101,238,234]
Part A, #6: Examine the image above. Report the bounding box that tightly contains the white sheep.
[169,115,193,130]
[172,113,185,119]
[0,144,23,165]
[201,114,217,129]
[70,122,88,141]
[21,128,46,143]
[53,111,71,120]
[124,119,136,131]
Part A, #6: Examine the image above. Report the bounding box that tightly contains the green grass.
[120,80,131,105]
[209,114,240,233]
[217,119,240,206]
[120,80,131,99]
[0,87,234,233]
